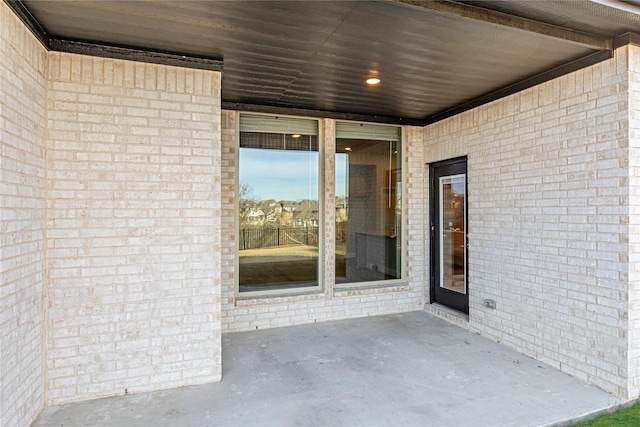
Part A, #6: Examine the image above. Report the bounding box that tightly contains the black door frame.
[429,156,469,314]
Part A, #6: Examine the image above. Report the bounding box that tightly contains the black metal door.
[431,157,468,314]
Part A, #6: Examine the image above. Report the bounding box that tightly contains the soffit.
[13,1,637,123]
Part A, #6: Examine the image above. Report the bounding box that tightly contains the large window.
[335,122,402,284]
[237,115,403,294]
[238,114,320,293]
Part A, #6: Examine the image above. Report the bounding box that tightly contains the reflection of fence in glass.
[240,226,319,250]
[335,221,347,241]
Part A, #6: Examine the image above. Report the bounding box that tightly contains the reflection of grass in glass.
[239,245,318,287]
[240,260,318,286]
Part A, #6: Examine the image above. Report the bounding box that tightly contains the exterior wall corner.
[0,2,48,426]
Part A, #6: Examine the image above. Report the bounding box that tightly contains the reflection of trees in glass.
[239,182,257,225]
[239,188,319,229]
[451,194,464,231]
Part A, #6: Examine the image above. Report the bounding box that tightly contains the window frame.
[234,114,407,298]
[235,112,324,298]
[333,123,406,290]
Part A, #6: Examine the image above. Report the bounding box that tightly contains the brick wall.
[425,46,634,398]
[221,112,425,332]
[628,45,640,399]
[0,3,47,427]
[5,0,640,409]
[45,52,222,404]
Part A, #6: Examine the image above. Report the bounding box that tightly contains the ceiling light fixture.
[366,77,381,85]
[345,147,352,152]
[291,134,301,138]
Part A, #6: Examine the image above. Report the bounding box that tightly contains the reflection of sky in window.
[240,149,347,201]
[335,153,347,197]
[240,148,319,201]
[443,175,465,196]
[452,182,465,196]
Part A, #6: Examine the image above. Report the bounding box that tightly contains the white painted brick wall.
[0,3,47,427]
[425,47,635,399]
[45,52,222,404]
[221,112,425,332]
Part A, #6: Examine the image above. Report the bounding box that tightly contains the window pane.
[439,174,466,294]
[335,131,402,284]
[239,127,319,292]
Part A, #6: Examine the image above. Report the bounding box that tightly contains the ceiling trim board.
[49,39,223,72]
[221,102,424,127]
[5,0,224,71]
[613,32,640,49]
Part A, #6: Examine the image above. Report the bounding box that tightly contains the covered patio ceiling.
[7,0,640,125]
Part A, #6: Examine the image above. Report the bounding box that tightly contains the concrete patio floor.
[34,311,624,427]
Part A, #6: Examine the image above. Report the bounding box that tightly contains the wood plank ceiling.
[9,0,640,124]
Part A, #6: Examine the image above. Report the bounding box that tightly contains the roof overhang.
[5,0,640,125]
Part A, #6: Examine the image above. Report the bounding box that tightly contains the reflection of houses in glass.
[241,199,319,228]
[270,203,293,226]
[272,202,315,226]
[291,200,319,227]
[246,208,265,226]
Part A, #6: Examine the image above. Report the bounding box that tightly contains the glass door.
[431,158,468,313]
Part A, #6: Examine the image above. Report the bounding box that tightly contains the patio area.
[33,312,623,427]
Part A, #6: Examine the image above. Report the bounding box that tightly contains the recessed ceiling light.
[291,134,301,138]
[366,77,381,85]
